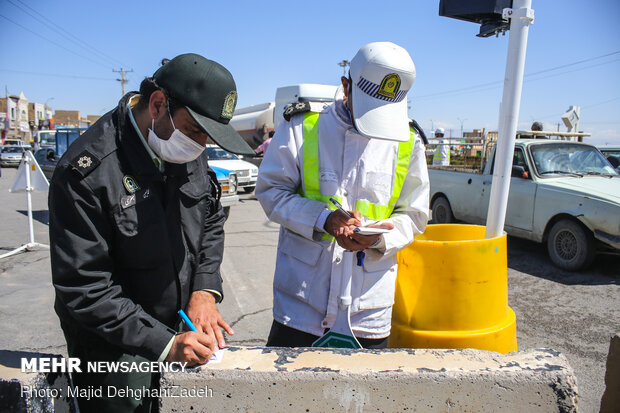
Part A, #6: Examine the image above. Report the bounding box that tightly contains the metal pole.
[481,129,487,171]
[485,0,534,239]
[458,117,467,139]
[0,152,49,259]
[25,154,35,245]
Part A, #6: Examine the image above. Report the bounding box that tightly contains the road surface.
[0,166,617,412]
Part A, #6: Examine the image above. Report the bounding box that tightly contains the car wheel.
[546,219,595,271]
[431,196,454,224]
[243,186,255,194]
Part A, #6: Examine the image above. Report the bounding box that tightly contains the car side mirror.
[46,151,56,161]
[511,165,528,179]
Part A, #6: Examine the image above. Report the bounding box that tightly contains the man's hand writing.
[165,331,216,366]
[186,290,234,349]
[325,209,394,251]
[324,209,361,239]
[335,221,394,251]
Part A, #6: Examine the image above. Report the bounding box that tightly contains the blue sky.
[1,0,619,145]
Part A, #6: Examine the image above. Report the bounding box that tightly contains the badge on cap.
[123,175,140,194]
[221,91,237,120]
[377,74,401,99]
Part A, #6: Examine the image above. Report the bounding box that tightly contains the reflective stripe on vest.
[301,111,415,241]
[433,144,450,163]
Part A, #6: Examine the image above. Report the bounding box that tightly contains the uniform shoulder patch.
[283,101,312,121]
[69,150,101,178]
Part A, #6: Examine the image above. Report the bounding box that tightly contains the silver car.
[0,146,25,167]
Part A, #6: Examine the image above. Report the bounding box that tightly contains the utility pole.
[337,60,350,76]
[3,85,8,142]
[457,117,467,138]
[113,68,133,96]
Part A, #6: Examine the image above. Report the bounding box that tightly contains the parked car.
[211,165,239,218]
[2,139,31,150]
[599,146,620,172]
[0,145,26,167]
[34,148,58,180]
[206,144,258,193]
[429,139,619,271]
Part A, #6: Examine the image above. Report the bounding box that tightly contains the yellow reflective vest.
[255,100,430,338]
[300,111,417,240]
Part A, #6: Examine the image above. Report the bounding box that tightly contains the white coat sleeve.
[376,136,430,256]
[255,117,328,240]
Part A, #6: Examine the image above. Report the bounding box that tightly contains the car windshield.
[206,146,239,160]
[1,146,23,153]
[530,143,618,176]
[39,132,56,145]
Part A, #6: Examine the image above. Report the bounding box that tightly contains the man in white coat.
[255,42,430,348]
[432,127,450,166]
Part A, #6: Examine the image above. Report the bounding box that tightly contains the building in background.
[28,102,55,138]
[54,109,92,128]
[54,110,80,127]
[1,90,100,143]
[0,92,31,142]
[87,115,101,125]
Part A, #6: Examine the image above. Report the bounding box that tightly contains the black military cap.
[153,53,254,156]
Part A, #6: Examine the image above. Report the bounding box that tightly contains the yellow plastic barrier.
[389,224,517,354]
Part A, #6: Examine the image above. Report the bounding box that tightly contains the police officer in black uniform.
[49,54,255,412]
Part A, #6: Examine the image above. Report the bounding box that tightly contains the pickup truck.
[429,138,619,271]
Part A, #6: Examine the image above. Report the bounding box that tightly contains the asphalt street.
[0,165,618,413]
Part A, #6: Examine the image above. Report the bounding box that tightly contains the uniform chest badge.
[378,73,401,99]
[123,175,140,194]
[77,156,92,168]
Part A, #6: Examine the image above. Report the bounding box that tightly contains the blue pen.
[178,309,198,332]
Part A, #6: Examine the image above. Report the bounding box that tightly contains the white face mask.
[147,110,205,164]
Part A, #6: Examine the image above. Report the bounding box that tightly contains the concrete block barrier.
[0,350,75,413]
[161,346,578,413]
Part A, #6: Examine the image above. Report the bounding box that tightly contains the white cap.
[349,42,416,142]
[435,128,445,136]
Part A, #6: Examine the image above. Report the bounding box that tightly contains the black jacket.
[49,93,225,360]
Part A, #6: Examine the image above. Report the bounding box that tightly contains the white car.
[3,139,31,150]
[211,166,239,219]
[206,144,258,193]
[0,145,25,167]
[429,139,620,271]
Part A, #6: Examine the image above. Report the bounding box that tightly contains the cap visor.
[186,106,256,156]
[352,83,410,142]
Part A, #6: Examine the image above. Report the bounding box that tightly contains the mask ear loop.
[167,102,177,130]
[150,101,174,136]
